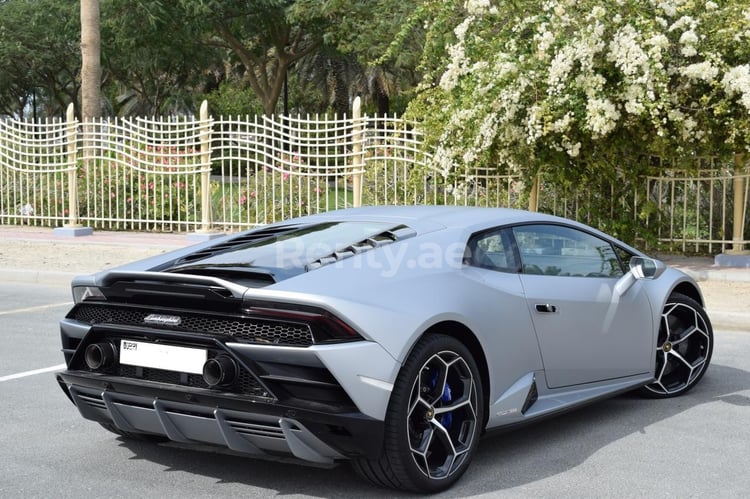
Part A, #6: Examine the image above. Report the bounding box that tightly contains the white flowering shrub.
[408,0,750,184]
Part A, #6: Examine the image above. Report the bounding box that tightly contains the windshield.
[178,222,399,271]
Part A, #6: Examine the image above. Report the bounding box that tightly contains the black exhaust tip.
[84,342,117,370]
[202,355,237,387]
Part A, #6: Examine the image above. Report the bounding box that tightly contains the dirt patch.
[0,240,176,275]
[697,280,750,313]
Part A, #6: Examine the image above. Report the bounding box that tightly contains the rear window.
[184,222,400,270]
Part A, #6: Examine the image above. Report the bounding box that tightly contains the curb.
[677,268,750,283]
[1,269,79,287]
[706,310,750,331]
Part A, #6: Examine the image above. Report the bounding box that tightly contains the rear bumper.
[57,370,384,463]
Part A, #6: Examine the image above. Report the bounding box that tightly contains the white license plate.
[119,340,207,374]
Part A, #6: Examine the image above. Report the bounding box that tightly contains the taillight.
[72,286,107,304]
[244,303,362,344]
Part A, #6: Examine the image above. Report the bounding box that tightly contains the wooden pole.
[729,152,748,254]
[65,103,80,227]
[528,173,540,212]
[198,100,214,233]
[351,97,364,208]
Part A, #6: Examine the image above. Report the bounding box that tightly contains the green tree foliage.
[0,0,429,118]
[0,0,80,117]
[203,82,264,118]
[101,0,219,116]
[181,0,327,116]
[318,0,441,114]
[321,0,425,67]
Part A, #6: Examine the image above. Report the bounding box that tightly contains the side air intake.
[521,379,538,415]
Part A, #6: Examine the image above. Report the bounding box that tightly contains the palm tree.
[294,48,405,116]
[80,0,101,119]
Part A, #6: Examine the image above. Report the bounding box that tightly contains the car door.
[512,224,654,389]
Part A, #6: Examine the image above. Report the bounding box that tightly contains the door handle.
[535,304,558,313]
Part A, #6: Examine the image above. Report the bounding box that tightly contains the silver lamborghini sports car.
[57,206,713,492]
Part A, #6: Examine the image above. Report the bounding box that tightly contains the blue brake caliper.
[429,369,453,429]
[440,379,453,429]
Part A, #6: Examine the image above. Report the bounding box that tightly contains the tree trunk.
[331,59,349,117]
[80,0,101,119]
[373,78,390,115]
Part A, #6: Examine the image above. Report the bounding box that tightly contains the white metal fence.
[0,111,75,226]
[644,167,750,254]
[1,99,748,253]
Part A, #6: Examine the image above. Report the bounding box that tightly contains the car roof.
[279,205,643,256]
[298,205,566,230]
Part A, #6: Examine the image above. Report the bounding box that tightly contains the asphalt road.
[1,282,749,499]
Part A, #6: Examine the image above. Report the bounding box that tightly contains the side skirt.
[486,371,654,430]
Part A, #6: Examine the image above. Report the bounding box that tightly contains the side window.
[512,225,624,278]
[465,228,518,273]
[613,245,634,274]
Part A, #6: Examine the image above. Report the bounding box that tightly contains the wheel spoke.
[434,375,473,413]
[655,351,668,377]
[429,419,458,476]
[434,398,471,415]
[668,349,695,372]
[410,424,434,456]
[671,325,698,346]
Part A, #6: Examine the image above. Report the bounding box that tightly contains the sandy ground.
[693,280,749,314]
[0,238,188,274]
[0,239,175,274]
[0,226,193,275]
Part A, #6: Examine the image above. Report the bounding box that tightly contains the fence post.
[729,153,748,254]
[66,104,78,225]
[191,100,220,239]
[54,103,93,236]
[351,97,364,208]
[528,173,540,212]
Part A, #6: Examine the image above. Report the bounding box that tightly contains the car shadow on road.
[115,363,749,498]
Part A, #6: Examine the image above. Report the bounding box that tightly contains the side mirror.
[629,256,666,280]
[615,256,666,295]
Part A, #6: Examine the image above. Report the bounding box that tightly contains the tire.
[638,293,713,398]
[352,334,484,493]
[98,422,169,442]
